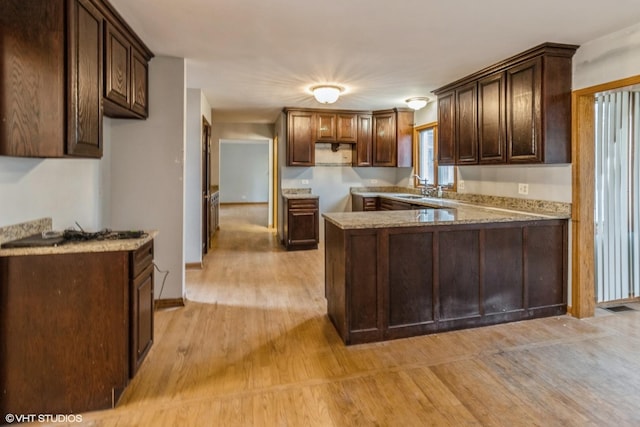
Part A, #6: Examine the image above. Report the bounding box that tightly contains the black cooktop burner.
[1,229,147,249]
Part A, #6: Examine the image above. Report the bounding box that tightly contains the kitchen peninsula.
[323,194,568,345]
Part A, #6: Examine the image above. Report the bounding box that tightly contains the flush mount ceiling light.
[405,97,430,110]
[311,85,344,104]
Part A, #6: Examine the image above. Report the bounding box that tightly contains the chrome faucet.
[412,174,429,196]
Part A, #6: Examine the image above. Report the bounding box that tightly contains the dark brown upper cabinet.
[103,13,151,118]
[286,109,315,166]
[284,107,412,167]
[434,42,577,166]
[373,108,413,167]
[0,0,153,159]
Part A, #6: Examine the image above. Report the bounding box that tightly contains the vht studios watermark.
[5,413,83,424]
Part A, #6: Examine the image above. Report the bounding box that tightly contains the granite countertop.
[282,193,319,200]
[326,190,569,230]
[0,217,158,257]
[0,230,157,257]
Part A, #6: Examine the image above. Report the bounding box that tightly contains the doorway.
[593,87,640,303]
[202,117,211,254]
[572,75,640,317]
[219,139,273,228]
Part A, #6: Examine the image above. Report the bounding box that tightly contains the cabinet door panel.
[355,114,373,166]
[105,23,130,110]
[388,231,434,327]
[439,230,481,320]
[316,113,336,141]
[507,58,542,163]
[0,1,65,157]
[437,91,456,165]
[131,48,149,117]
[288,211,318,245]
[337,113,357,142]
[131,263,154,377]
[483,227,523,313]
[478,73,506,164]
[525,223,566,308]
[287,111,314,166]
[349,233,379,334]
[373,112,396,166]
[67,0,102,157]
[456,82,478,164]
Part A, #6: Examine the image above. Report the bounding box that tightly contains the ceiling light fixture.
[312,85,344,104]
[405,97,430,110]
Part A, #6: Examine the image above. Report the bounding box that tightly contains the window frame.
[413,122,457,190]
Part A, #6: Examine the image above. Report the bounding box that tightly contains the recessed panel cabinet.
[284,107,412,167]
[104,21,150,119]
[0,0,153,159]
[434,42,577,165]
[283,197,319,250]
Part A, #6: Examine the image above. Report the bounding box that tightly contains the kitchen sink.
[398,195,427,200]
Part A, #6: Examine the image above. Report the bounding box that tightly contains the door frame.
[571,75,640,317]
[202,116,212,254]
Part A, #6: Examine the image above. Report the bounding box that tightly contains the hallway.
[75,204,640,426]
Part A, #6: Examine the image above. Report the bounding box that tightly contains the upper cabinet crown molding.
[0,0,154,159]
[434,42,578,166]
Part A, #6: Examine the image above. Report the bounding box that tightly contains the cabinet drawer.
[363,197,378,211]
[130,240,154,278]
[288,198,318,210]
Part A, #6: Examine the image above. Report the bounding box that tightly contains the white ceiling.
[110,0,640,124]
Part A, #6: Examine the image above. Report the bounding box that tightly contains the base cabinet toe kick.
[324,219,568,345]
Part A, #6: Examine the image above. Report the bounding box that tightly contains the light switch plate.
[458,180,465,190]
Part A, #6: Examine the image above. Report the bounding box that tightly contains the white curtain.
[594,90,640,302]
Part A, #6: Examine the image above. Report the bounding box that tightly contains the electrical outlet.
[370,179,378,184]
[518,183,529,195]
[458,180,465,190]
[301,179,309,185]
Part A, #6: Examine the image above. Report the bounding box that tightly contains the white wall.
[210,123,274,185]
[184,89,212,264]
[573,22,640,90]
[0,156,105,229]
[109,56,186,301]
[220,141,269,203]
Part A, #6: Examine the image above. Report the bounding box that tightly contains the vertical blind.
[594,90,640,302]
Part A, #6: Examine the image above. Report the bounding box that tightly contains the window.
[415,123,455,189]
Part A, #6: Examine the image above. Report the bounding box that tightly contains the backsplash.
[351,186,571,215]
[0,218,52,245]
[315,143,353,166]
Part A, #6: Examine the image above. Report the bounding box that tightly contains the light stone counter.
[323,203,565,230]
[0,217,157,257]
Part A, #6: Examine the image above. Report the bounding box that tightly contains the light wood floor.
[68,205,640,426]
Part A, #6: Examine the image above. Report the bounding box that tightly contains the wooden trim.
[571,74,640,318]
[154,298,185,310]
[185,262,203,270]
[272,135,279,230]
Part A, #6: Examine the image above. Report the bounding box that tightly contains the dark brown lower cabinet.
[129,240,154,377]
[325,220,567,345]
[0,240,155,414]
[283,197,319,250]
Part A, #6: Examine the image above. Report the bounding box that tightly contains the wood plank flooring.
[52,204,640,426]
